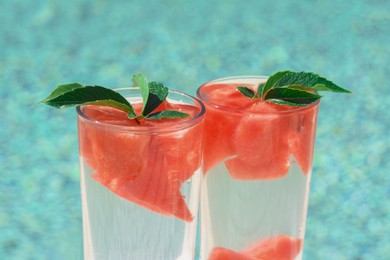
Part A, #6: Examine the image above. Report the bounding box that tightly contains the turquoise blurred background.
[1,0,389,259]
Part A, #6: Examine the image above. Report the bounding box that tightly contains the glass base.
[200,159,310,260]
[80,159,200,260]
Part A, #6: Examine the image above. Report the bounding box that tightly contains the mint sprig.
[147,110,190,119]
[40,74,189,121]
[236,86,257,99]
[130,74,188,120]
[41,84,137,116]
[265,88,322,106]
[237,71,351,106]
[142,82,169,116]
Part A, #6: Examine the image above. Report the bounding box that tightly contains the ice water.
[197,76,318,259]
[77,89,205,259]
[200,159,310,260]
[80,158,201,260]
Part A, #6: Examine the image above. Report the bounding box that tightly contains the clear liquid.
[200,159,311,260]
[80,158,201,260]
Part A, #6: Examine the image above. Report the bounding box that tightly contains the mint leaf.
[41,83,84,103]
[132,74,149,113]
[41,85,136,116]
[260,71,290,98]
[237,70,351,107]
[146,110,189,119]
[127,113,138,119]
[142,81,168,116]
[265,88,322,106]
[237,86,256,98]
[267,71,351,93]
[257,83,265,97]
[40,73,197,121]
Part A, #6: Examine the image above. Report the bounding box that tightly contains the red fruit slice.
[115,135,193,221]
[202,104,237,173]
[288,104,319,174]
[208,247,256,260]
[200,84,256,173]
[208,235,302,260]
[203,83,255,109]
[142,102,203,182]
[243,235,302,260]
[78,104,202,221]
[225,102,291,180]
[200,82,319,179]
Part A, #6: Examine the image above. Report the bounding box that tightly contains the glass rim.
[197,75,320,116]
[76,88,206,133]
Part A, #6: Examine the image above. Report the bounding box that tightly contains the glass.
[197,76,319,260]
[77,88,205,260]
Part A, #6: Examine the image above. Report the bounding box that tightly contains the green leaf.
[41,83,84,103]
[146,110,189,119]
[42,85,136,116]
[257,83,265,97]
[127,113,138,119]
[132,74,149,112]
[264,88,322,106]
[311,83,350,92]
[237,86,256,98]
[260,71,291,98]
[267,71,351,93]
[278,84,315,92]
[142,81,168,116]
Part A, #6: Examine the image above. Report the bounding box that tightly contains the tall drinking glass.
[77,88,205,259]
[197,76,319,260]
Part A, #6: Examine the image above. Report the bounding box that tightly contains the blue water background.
[1,0,389,259]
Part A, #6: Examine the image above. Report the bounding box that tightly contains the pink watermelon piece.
[200,84,255,173]
[200,82,319,179]
[288,104,319,175]
[208,235,302,260]
[202,83,255,109]
[225,101,291,180]
[208,247,256,260]
[78,103,202,221]
[242,235,303,259]
[201,104,237,173]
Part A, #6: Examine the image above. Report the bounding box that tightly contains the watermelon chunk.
[202,83,255,109]
[78,104,202,221]
[202,104,237,173]
[208,235,302,260]
[199,82,319,179]
[225,102,291,180]
[200,84,255,173]
[209,247,256,260]
[288,104,319,174]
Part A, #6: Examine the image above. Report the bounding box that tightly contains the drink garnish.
[40,74,189,121]
[237,71,351,106]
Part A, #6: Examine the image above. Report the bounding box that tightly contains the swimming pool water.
[1,0,389,259]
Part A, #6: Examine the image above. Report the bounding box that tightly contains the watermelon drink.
[197,76,319,260]
[77,88,205,260]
